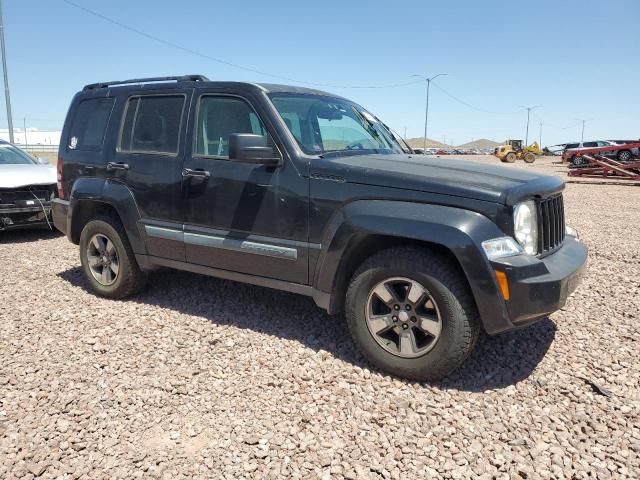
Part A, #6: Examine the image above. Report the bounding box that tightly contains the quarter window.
[68,98,114,150]
[195,96,271,157]
[119,95,185,154]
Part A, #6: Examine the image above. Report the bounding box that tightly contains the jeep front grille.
[538,194,565,255]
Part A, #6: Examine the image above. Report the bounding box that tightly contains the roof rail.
[82,74,210,91]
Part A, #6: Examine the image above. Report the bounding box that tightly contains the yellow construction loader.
[494,140,542,163]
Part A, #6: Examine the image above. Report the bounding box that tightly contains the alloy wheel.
[365,277,442,358]
[87,233,120,286]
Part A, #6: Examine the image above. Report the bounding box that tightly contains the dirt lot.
[1,156,638,479]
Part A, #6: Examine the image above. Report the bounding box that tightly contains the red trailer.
[568,154,640,180]
[562,142,640,166]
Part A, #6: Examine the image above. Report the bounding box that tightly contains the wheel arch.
[68,178,146,254]
[312,200,512,334]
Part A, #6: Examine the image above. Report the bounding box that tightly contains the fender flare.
[312,200,512,334]
[69,178,146,254]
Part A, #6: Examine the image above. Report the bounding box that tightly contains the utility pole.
[575,118,593,142]
[23,116,26,147]
[403,126,407,139]
[520,105,542,146]
[539,121,543,147]
[411,73,447,152]
[0,0,14,143]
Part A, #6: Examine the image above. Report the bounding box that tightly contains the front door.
[181,91,309,284]
[111,90,191,261]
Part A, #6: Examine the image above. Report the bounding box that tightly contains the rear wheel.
[79,216,147,298]
[504,152,516,163]
[345,246,480,381]
[523,152,536,163]
[617,150,632,162]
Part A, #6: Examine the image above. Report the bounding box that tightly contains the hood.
[0,164,57,189]
[312,154,564,204]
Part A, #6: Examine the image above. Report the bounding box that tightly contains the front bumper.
[0,206,52,230]
[490,235,587,329]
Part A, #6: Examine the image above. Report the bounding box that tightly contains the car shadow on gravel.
[0,228,62,244]
[57,266,555,392]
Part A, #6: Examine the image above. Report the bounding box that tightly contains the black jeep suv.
[52,75,587,381]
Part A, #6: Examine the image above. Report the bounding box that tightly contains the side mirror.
[228,134,281,166]
[36,156,50,165]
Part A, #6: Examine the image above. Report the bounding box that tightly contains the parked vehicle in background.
[52,75,587,381]
[0,140,56,231]
[544,145,565,156]
[562,140,639,166]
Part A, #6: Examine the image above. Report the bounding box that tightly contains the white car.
[563,140,639,165]
[0,141,56,231]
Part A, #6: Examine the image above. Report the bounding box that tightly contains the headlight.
[482,237,523,260]
[514,201,538,255]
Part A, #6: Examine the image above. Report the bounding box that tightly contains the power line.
[531,111,577,130]
[430,83,522,115]
[61,0,423,90]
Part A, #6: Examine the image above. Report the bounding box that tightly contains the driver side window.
[195,96,271,158]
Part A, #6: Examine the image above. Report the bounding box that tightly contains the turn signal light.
[495,271,510,301]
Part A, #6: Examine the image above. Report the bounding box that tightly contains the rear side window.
[565,143,579,149]
[583,141,597,148]
[68,97,114,150]
[119,95,185,154]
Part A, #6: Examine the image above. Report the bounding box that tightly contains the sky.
[1,0,639,146]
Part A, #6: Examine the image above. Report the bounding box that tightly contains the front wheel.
[523,152,536,163]
[345,247,480,381]
[572,155,587,167]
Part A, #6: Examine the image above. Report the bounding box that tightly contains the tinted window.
[195,96,270,157]
[583,142,597,148]
[565,143,579,149]
[68,98,114,150]
[270,94,398,155]
[119,95,184,154]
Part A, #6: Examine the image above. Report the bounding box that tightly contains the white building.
[0,128,61,146]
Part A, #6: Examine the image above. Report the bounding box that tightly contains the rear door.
[111,90,191,261]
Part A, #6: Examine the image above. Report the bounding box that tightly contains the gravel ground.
[1,156,638,479]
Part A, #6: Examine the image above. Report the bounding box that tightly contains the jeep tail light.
[57,156,65,199]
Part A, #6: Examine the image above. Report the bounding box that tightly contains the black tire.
[345,246,480,381]
[504,152,516,163]
[572,155,586,167]
[617,150,632,162]
[79,215,147,299]
[523,152,536,163]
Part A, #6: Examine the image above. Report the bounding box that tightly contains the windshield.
[269,94,401,156]
[0,144,37,165]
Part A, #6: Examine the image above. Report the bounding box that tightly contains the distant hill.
[456,139,501,149]
[405,137,450,149]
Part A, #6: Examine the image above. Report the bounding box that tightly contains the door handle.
[106,162,129,171]
[182,168,210,178]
